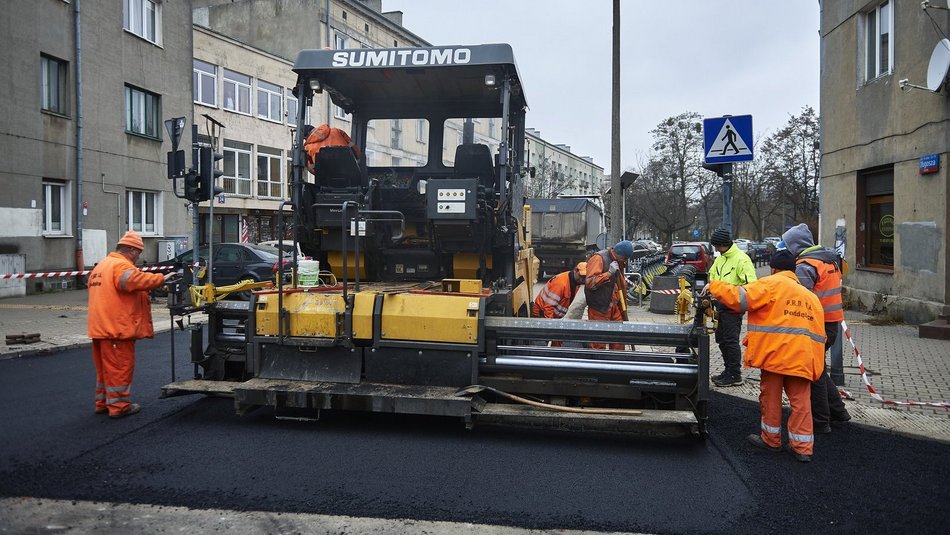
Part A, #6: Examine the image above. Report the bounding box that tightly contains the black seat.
[454,144,494,190]
[317,146,363,190]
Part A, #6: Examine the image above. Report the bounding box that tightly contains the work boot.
[814,422,832,434]
[110,403,141,419]
[746,434,781,452]
[831,411,852,423]
[785,444,812,463]
[95,407,108,415]
[712,371,743,387]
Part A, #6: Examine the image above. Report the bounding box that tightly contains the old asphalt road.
[1,333,949,534]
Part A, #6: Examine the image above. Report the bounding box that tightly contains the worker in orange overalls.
[585,240,634,350]
[704,249,826,462]
[303,123,362,175]
[87,231,174,418]
[782,223,852,434]
[533,262,587,319]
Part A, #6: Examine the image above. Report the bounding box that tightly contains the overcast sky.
[384,0,820,173]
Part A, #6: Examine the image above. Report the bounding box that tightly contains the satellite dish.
[926,38,950,92]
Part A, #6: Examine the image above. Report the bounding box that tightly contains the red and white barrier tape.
[841,319,950,409]
[0,265,173,279]
[651,288,682,295]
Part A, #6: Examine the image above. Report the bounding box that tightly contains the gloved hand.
[608,261,619,275]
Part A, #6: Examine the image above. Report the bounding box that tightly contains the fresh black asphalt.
[1,335,948,534]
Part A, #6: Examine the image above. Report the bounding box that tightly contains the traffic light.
[197,145,225,202]
[184,170,200,202]
[702,163,724,177]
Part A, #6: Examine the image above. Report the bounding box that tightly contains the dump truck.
[526,197,605,278]
[162,44,711,437]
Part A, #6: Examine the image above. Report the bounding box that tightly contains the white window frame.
[257,147,283,199]
[223,69,252,115]
[391,119,402,149]
[335,31,349,50]
[193,59,217,107]
[416,119,427,143]
[43,180,69,236]
[125,85,161,138]
[257,79,282,122]
[865,1,893,81]
[127,189,162,236]
[286,88,298,125]
[334,105,350,121]
[41,55,68,115]
[223,141,253,196]
[123,0,161,45]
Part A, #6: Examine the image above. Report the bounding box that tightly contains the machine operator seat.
[316,146,364,190]
[453,143,495,191]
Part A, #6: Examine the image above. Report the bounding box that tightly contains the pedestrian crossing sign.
[703,115,753,164]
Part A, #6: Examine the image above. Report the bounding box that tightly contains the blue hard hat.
[614,240,634,259]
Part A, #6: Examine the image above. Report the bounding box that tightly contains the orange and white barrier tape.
[1,265,173,279]
[650,288,682,295]
[841,319,950,409]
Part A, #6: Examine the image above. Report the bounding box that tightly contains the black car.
[174,243,284,298]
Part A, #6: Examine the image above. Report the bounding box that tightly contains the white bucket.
[297,259,321,288]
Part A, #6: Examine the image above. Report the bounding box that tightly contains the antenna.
[900,39,950,93]
[926,38,950,92]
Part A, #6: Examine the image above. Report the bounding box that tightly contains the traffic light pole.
[191,124,200,276]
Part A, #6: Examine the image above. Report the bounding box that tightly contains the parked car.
[174,242,286,299]
[747,242,771,265]
[258,239,305,258]
[665,242,714,273]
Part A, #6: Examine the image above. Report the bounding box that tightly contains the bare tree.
[760,106,821,229]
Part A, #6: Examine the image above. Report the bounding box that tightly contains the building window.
[257,147,283,199]
[223,69,252,115]
[335,32,349,50]
[286,88,298,125]
[123,0,160,44]
[128,190,161,235]
[223,140,252,196]
[125,85,160,138]
[858,166,894,270]
[257,79,282,122]
[865,1,893,81]
[193,59,216,106]
[391,119,402,149]
[334,105,350,121]
[43,181,68,235]
[416,119,427,143]
[41,55,68,115]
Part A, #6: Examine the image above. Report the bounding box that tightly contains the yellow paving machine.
[163,44,712,437]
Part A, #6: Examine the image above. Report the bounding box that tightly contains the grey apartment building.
[0,0,194,295]
[820,1,949,324]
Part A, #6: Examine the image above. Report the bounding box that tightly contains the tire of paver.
[648,275,680,315]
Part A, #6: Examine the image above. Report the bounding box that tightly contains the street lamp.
[619,171,639,240]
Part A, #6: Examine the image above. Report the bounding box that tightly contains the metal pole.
[169,306,176,382]
[192,124,200,277]
[721,162,733,236]
[609,0,622,245]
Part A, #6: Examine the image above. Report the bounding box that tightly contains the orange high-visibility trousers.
[587,306,625,350]
[759,370,814,456]
[92,339,136,416]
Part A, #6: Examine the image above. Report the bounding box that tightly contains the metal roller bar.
[485,317,697,346]
[482,354,698,378]
[495,344,693,363]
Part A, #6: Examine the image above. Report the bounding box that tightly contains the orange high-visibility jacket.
[585,249,626,314]
[533,270,581,318]
[708,271,826,381]
[797,255,844,322]
[304,124,362,175]
[87,252,165,340]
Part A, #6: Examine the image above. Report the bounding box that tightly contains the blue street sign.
[704,115,754,164]
[693,229,700,238]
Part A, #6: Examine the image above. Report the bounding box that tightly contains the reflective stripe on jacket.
[797,255,844,322]
[709,244,757,286]
[708,271,826,381]
[585,249,626,313]
[533,270,580,319]
[87,252,165,340]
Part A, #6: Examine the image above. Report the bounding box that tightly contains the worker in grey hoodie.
[781,223,852,433]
